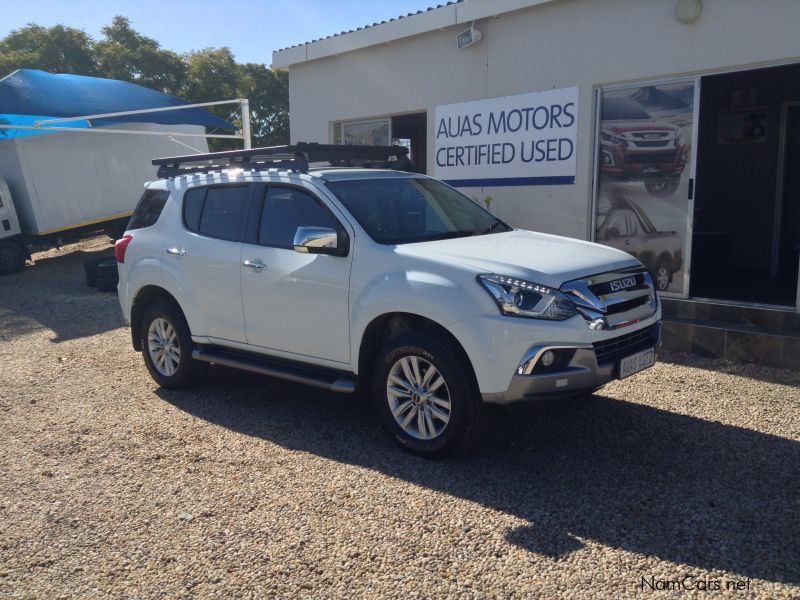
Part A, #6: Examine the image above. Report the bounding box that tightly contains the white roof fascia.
[271,0,557,68]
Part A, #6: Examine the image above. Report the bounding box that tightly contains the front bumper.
[481,321,661,404]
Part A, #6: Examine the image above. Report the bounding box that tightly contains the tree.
[0,24,95,76]
[94,16,185,95]
[0,17,290,147]
[237,64,289,146]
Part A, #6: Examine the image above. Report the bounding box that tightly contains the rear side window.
[259,187,339,248]
[182,185,250,242]
[128,189,169,230]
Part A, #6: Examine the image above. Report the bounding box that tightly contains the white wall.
[285,0,800,239]
[0,123,208,234]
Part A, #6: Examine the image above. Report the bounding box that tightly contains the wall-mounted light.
[457,23,482,49]
[675,0,702,24]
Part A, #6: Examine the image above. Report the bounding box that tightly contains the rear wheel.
[654,259,672,292]
[139,301,207,388]
[373,331,484,458]
[0,240,26,275]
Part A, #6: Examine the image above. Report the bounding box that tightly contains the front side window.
[325,177,511,245]
[182,185,250,242]
[259,187,339,248]
[128,189,169,230]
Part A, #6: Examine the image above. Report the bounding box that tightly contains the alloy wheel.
[147,317,181,377]
[386,355,452,440]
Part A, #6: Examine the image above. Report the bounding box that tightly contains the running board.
[192,348,357,394]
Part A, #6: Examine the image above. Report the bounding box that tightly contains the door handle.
[167,247,186,257]
[243,259,267,271]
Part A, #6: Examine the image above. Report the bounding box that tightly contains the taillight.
[115,235,133,263]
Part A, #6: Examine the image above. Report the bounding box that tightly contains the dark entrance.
[391,112,427,174]
[691,63,800,306]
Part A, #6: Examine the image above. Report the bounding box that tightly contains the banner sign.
[433,87,579,187]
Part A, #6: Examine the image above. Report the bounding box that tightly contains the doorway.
[690,63,800,306]
[391,112,427,174]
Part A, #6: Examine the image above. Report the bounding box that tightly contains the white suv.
[116,144,661,457]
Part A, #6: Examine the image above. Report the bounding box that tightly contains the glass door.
[592,78,700,298]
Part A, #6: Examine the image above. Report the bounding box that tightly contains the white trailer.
[0,122,212,274]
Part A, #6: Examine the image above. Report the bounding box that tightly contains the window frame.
[244,183,350,256]
[181,183,253,243]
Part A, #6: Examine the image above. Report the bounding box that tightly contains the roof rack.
[152,142,412,178]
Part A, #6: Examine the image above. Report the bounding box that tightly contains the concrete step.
[661,298,799,333]
[661,316,800,370]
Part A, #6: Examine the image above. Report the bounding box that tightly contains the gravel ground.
[1,237,799,599]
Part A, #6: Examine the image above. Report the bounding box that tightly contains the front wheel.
[645,177,681,197]
[139,301,207,388]
[373,331,484,458]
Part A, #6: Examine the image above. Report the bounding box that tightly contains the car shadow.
[158,367,800,585]
[0,244,123,343]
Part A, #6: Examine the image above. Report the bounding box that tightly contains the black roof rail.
[152,142,412,178]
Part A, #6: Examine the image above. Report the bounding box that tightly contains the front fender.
[349,268,490,373]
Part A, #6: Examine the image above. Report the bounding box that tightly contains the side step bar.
[192,348,357,394]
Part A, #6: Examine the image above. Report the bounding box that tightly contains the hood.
[397,230,641,288]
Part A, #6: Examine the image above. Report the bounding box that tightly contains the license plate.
[642,166,660,174]
[619,347,655,379]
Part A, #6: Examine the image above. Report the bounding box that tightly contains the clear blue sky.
[1,0,441,64]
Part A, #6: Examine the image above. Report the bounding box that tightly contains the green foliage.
[0,24,96,76]
[0,17,289,146]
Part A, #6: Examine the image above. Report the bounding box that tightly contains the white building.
[273,0,800,366]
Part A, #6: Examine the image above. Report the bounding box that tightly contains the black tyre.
[139,301,208,388]
[95,260,119,292]
[372,331,484,458]
[645,176,681,198]
[0,240,26,275]
[654,259,672,292]
[84,255,113,287]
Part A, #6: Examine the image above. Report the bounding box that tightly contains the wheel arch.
[356,312,477,392]
[130,285,185,351]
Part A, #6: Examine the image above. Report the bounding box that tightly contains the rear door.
[240,183,353,364]
[168,183,253,343]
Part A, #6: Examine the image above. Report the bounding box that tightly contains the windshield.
[325,177,511,244]
[601,97,652,121]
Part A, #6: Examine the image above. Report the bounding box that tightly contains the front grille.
[630,140,670,148]
[593,323,660,366]
[589,273,648,296]
[604,294,651,315]
[628,151,677,165]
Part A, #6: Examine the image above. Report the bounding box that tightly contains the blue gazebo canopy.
[0,69,234,133]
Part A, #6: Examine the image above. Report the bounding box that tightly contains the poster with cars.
[594,82,695,294]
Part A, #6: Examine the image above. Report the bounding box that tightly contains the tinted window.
[128,189,169,230]
[326,177,510,245]
[197,186,249,241]
[259,187,338,248]
[183,188,206,232]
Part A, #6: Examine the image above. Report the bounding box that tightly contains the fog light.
[541,350,556,367]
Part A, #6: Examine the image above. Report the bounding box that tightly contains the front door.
[241,184,352,364]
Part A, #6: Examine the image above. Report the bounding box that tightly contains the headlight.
[675,130,683,144]
[600,130,624,145]
[477,274,577,320]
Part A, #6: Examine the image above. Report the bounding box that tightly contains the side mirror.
[293,226,345,256]
[606,227,621,239]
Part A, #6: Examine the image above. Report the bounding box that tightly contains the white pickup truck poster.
[433,87,579,187]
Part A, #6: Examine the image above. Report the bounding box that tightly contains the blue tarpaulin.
[0,69,235,137]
